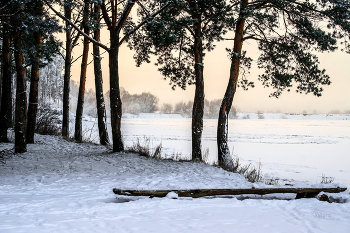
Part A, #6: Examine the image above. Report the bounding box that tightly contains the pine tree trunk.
[0,45,2,106]
[26,0,43,144]
[74,0,90,142]
[191,10,204,161]
[93,4,109,145]
[62,1,72,138]
[0,21,12,143]
[217,0,247,166]
[109,30,123,152]
[13,23,28,153]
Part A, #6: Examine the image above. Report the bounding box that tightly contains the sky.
[63,23,350,114]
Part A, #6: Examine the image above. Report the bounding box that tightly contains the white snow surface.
[1,131,350,233]
[2,114,350,232]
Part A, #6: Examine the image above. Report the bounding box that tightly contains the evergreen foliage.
[216,0,350,165]
[130,0,235,90]
[231,0,350,97]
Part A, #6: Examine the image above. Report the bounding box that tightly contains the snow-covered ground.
[81,113,350,187]
[1,113,350,232]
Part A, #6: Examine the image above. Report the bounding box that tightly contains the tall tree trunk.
[62,0,72,138]
[26,0,43,144]
[217,0,247,166]
[191,8,204,161]
[0,43,2,106]
[75,0,90,142]
[109,30,123,152]
[13,19,28,153]
[0,21,12,143]
[93,4,109,145]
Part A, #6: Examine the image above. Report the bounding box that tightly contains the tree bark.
[109,30,123,152]
[0,20,12,143]
[74,0,90,142]
[93,4,109,145]
[26,0,43,144]
[191,3,204,161]
[13,19,28,153]
[217,0,247,166]
[62,0,72,138]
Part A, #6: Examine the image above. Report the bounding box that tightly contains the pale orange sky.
[63,27,350,114]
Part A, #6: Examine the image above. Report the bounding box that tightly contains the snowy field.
[83,113,350,187]
[1,113,350,232]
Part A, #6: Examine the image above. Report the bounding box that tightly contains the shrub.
[35,106,61,136]
[0,148,14,164]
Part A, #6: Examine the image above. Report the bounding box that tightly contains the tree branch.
[115,0,136,32]
[242,35,263,41]
[136,0,150,16]
[71,22,83,49]
[120,1,172,44]
[45,0,110,52]
[100,3,112,30]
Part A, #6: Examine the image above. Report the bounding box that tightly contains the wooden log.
[113,187,347,198]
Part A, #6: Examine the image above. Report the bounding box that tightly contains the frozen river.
[81,113,350,187]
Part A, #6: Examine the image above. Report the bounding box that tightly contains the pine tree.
[47,0,170,151]
[1,0,61,149]
[0,18,13,143]
[74,0,91,142]
[26,0,61,143]
[61,0,84,139]
[92,3,109,145]
[217,0,350,166]
[133,0,234,160]
[62,0,73,138]
[12,2,28,153]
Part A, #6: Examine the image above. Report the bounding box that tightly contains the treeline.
[1,1,350,168]
[160,100,237,119]
[75,85,238,118]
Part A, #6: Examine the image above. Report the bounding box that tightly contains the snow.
[166,191,179,199]
[1,114,350,232]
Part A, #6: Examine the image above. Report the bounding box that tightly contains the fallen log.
[113,186,347,199]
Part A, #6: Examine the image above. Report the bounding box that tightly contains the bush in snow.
[35,104,62,136]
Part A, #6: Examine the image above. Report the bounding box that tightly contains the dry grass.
[216,156,265,183]
[320,174,335,184]
[126,136,162,159]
